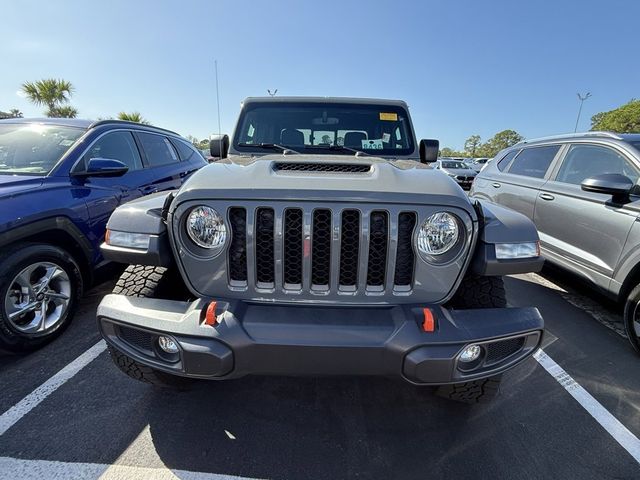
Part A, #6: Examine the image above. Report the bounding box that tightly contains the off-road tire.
[112,265,191,301]
[436,376,503,404]
[0,243,82,354]
[108,345,191,388]
[437,275,506,403]
[447,275,507,309]
[623,283,640,355]
[108,265,193,388]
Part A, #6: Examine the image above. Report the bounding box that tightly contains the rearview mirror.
[210,134,229,159]
[419,139,439,163]
[581,173,634,202]
[73,158,129,178]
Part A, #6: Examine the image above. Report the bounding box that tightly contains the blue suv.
[0,118,207,353]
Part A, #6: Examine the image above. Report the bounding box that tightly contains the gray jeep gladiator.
[97,97,544,403]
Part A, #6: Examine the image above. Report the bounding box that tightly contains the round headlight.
[417,212,459,256]
[186,206,227,250]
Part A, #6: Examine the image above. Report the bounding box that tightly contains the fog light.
[158,336,179,354]
[459,344,482,362]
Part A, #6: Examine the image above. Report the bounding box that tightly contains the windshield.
[441,161,469,169]
[0,124,85,175]
[233,102,415,156]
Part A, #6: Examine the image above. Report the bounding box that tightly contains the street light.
[574,92,592,132]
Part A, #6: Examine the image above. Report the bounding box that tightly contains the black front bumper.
[97,295,543,385]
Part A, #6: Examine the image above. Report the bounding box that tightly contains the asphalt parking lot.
[1,267,640,479]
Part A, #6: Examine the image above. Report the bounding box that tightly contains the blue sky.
[2,0,638,149]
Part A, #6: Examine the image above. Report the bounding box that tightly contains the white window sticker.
[361,139,384,150]
[382,133,391,143]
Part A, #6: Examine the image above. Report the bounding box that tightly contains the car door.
[534,143,640,287]
[483,145,561,219]
[135,131,186,194]
[73,129,152,251]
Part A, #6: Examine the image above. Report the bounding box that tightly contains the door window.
[507,145,560,178]
[84,131,142,171]
[555,144,640,185]
[496,149,519,171]
[171,138,199,161]
[138,132,179,167]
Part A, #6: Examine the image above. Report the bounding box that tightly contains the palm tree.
[9,109,23,118]
[48,106,78,118]
[117,111,151,125]
[21,78,76,117]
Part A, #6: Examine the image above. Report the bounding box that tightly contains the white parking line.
[0,456,264,480]
[0,340,106,436]
[534,349,640,464]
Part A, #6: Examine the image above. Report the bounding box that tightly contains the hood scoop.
[272,162,372,174]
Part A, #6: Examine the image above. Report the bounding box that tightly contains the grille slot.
[274,163,371,173]
[367,211,389,287]
[228,207,248,282]
[311,209,332,287]
[339,210,360,287]
[485,337,525,364]
[283,209,303,286]
[255,208,275,285]
[119,326,155,353]
[394,212,417,286]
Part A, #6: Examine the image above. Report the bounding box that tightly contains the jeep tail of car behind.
[97,97,545,403]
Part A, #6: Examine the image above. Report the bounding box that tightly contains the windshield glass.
[441,161,469,169]
[233,102,415,156]
[0,124,85,175]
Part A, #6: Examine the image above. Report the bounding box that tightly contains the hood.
[175,154,472,210]
[442,168,477,176]
[0,175,44,198]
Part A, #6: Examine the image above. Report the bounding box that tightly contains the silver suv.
[96,97,545,403]
[470,131,640,353]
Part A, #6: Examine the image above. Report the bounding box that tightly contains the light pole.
[574,92,592,132]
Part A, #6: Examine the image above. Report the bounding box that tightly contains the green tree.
[117,111,151,125]
[9,108,23,118]
[478,129,523,157]
[21,78,76,117]
[439,147,460,157]
[590,100,640,133]
[463,135,481,157]
[48,105,78,118]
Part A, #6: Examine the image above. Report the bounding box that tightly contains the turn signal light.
[205,301,218,326]
[422,308,435,332]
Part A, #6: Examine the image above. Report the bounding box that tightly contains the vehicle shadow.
[143,369,540,479]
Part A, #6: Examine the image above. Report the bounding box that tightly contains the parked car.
[97,96,544,404]
[0,118,207,353]
[470,131,640,354]
[435,159,478,189]
[471,157,490,172]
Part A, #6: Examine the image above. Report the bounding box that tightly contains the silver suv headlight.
[186,206,227,250]
[417,212,460,257]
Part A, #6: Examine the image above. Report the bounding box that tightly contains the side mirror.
[210,134,229,159]
[419,139,439,163]
[581,173,634,202]
[73,158,129,178]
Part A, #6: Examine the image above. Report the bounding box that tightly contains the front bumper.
[97,295,543,385]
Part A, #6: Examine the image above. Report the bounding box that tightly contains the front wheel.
[436,275,507,403]
[623,284,640,355]
[0,243,83,353]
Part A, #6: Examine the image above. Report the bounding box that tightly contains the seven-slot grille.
[228,206,417,293]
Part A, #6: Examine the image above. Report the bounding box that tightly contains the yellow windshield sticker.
[379,112,398,121]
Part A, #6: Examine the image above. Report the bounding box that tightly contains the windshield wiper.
[305,145,370,156]
[237,143,300,154]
